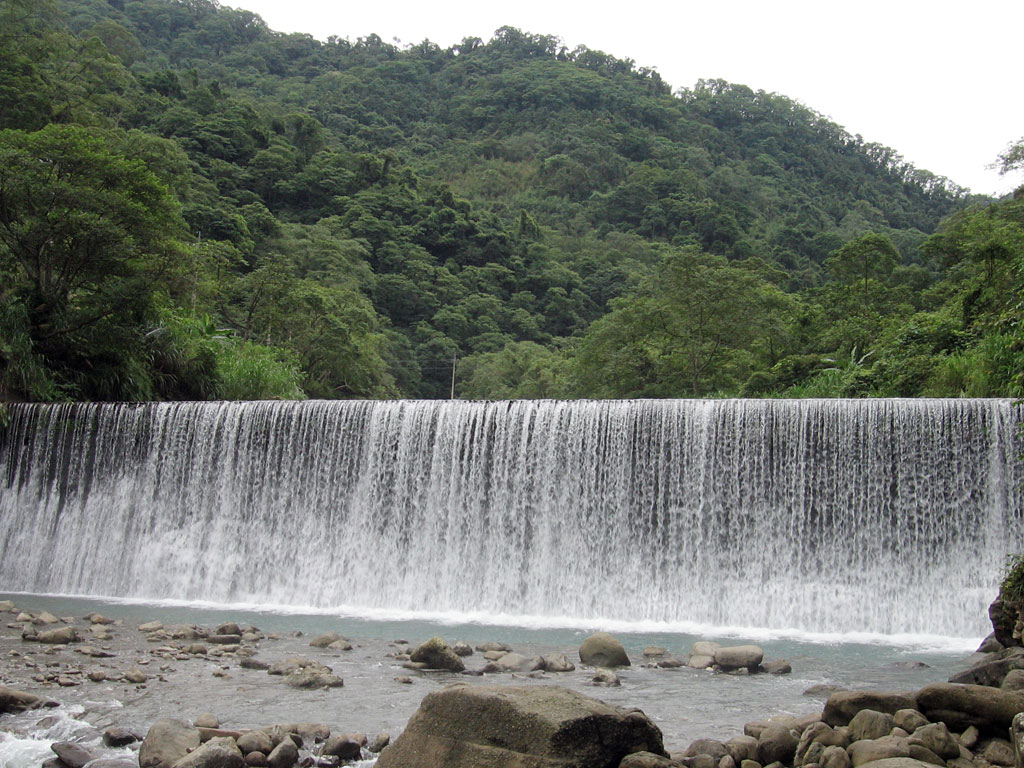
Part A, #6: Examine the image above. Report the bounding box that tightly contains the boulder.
[981,738,1016,766]
[892,710,927,733]
[908,723,959,760]
[848,710,895,742]
[368,733,390,753]
[37,626,78,644]
[194,714,220,729]
[321,734,363,760]
[579,632,630,667]
[410,637,466,672]
[757,725,797,766]
[0,600,15,612]
[51,741,97,768]
[915,682,1024,733]
[452,642,473,657]
[949,647,1024,687]
[35,611,59,624]
[215,623,241,636]
[326,639,352,651]
[715,646,764,671]
[0,685,59,713]
[688,655,716,670]
[847,736,911,767]
[476,642,513,653]
[592,668,621,686]
[237,732,274,755]
[170,736,244,768]
[686,740,729,760]
[823,691,918,726]
[725,735,759,764]
[761,660,792,675]
[374,683,667,768]
[691,641,721,657]
[104,727,141,747]
[849,759,933,768]
[644,647,667,657]
[1002,669,1024,691]
[140,718,202,768]
[139,621,164,632]
[308,632,341,648]
[820,744,852,768]
[265,739,298,768]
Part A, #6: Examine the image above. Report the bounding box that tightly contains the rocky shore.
[1,597,1021,768]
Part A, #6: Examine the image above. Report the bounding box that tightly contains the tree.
[0,124,188,399]
[574,246,775,397]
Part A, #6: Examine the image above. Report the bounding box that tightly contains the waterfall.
[1,399,1020,638]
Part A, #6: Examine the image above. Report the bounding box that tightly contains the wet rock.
[140,718,202,768]
[906,745,943,765]
[139,621,164,633]
[409,637,465,672]
[892,710,928,733]
[80,760,137,768]
[104,727,140,747]
[475,642,513,653]
[308,633,341,648]
[0,685,59,713]
[215,623,241,636]
[170,736,244,768]
[87,670,107,682]
[761,660,792,675]
[483,650,506,661]
[452,642,473,657]
[725,735,759,764]
[244,752,267,767]
[368,733,390,753]
[689,655,716,670]
[267,658,314,676]
[0,600,15,612]
[394,675,413,684]
[591,668,621,686]
[207,634,242,645]
[644,647,667,657]
[51,741,97,768]
[1002,669,1024,690]
[715,646,764,671]
[240,658,269,671]
[579,632,630,667]
[321,734,362,760]
[86,613,115,625]
[657,657,686,669]
[373,683,667,768]
[194,714,220,729]
[805,684,847,698]
[284,668,342,689]
[282,723,329,743]
[325,640,351,651]
[34,611,59,625]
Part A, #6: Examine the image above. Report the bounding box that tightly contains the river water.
[0,592,978,768]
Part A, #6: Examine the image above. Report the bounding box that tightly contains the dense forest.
[1,0,1022,405]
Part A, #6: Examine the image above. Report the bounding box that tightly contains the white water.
[1,399,1021,639]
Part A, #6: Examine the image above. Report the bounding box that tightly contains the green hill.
[1,0,1021,403]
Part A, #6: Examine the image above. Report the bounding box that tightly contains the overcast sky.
[232,0,1023,197]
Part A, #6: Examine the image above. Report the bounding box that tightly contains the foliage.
[0,0,1020,402]
[1002,553,1024,607]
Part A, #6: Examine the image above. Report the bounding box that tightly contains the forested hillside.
[2,0,1022,403]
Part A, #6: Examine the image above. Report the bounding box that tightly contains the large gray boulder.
[949,647,1024,688]
[915,682,1024,733]
[847,736,911,767]
[579,632,630,667]
[140,719,202,768]
[714,646,764,671]
[374,684,666,768]
[849,710,895,742]
[410,637,466,672]
[823,691,918,726]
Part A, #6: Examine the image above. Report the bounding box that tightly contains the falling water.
[0,399,1020,638]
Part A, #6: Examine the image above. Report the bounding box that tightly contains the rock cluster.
[133,716,388,768]
[685,641,790,675]
[672,683,1024,768]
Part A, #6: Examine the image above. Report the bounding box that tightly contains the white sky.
[232,0,1024,197]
